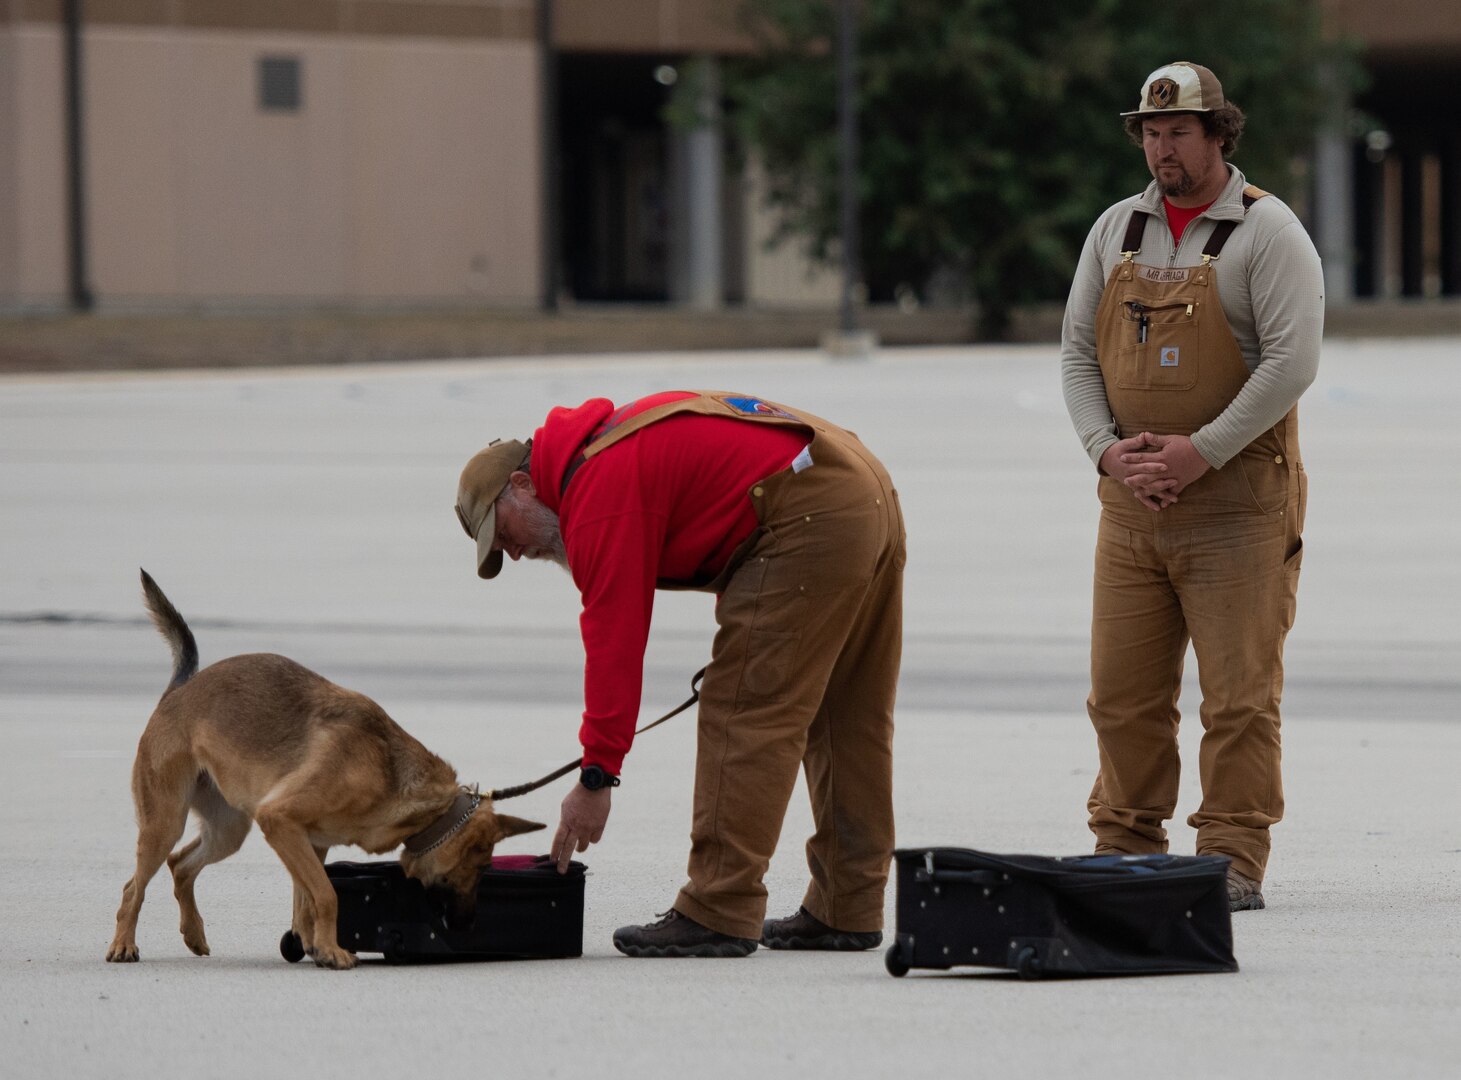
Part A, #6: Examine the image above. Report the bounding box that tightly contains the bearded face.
[496,483,570,570]
[1141,113,1225,203]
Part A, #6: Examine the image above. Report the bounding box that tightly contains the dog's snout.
[429,885,479,931]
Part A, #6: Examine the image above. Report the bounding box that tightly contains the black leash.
[489,667,706,802]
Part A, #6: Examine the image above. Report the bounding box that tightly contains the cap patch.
[1148,78,1179,109]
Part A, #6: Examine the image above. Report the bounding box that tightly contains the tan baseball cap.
[455,438,529,580]
[1121,61,1225,117]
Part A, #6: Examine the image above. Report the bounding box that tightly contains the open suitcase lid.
[326,855,586,881]
[898,846,1231,887]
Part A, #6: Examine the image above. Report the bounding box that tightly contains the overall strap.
[559,402,641,498]
[558,392,814,499]
[1201,186,1268,261]
[558,394,734,498]
[1120,210,1148,261]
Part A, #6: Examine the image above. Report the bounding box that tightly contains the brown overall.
[1088,192,1305,883]
[572,393,906,938]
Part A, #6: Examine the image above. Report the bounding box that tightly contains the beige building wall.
[2,26,69,306]
[1323,0,1461,54]
[3,13,541,311]
[741,155,840,309]
[555,0,752,54]
[0,30,17,300]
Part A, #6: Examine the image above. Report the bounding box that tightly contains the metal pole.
[685,58,725,310]
[836,0,859,333]
[537,0,559,311]
[1314,128,1354,305]
[1314,59,1354,305]
[63,0,94,311]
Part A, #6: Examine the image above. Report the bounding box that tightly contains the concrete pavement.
[2,340,1458,1078]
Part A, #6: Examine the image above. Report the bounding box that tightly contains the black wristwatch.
[579,765,621,791]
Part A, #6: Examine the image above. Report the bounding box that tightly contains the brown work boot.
[612,909,758,958]
[1226,868,1266,912]
[761,906,882,951]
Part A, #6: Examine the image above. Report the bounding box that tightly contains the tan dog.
[106,570,543,969]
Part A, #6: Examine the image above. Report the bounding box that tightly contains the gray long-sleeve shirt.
[1060,164,1324,469]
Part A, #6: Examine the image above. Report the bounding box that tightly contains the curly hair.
[1124,102,1247,158]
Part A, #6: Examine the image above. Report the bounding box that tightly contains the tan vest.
[1093,188,1300,517]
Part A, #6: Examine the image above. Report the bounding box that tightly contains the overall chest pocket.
[1113,296,1200,391]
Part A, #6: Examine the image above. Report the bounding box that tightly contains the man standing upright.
[454,391,905,955]
[1061,62,1323,911]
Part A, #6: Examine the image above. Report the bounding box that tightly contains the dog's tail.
[139,569,199,691]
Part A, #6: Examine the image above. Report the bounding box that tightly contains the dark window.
[258,56,302,112]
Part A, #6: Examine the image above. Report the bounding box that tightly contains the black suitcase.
[885,848,1237,979]
[280,855,585,964]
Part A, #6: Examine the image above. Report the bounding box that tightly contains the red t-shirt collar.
[1163,196,1216,244]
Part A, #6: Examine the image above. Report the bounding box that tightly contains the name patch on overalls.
[723,397,802,421]
[1160,347,1181,367]
[1137,267,1192,284]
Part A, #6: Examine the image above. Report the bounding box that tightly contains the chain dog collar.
[403,791,483,855]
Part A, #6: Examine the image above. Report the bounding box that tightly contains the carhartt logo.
[1148,78,1179,109]
[1160,346,1180,367]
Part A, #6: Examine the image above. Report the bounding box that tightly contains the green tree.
[727,0,1355,338]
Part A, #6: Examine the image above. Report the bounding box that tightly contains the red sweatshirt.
[530,393,807,775]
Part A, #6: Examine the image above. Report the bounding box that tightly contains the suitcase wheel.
[884,941,911,978]
[1014,945,1042,981]
[279,930,305,964]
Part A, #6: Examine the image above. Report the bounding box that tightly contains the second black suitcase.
[280,855,585,964]
[885,847,1237,979]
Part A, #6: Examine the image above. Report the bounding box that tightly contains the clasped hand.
[1099,431,1210,512]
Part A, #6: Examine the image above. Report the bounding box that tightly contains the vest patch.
[1160,346,1181,367]
[723,396,801,421]
[1136,266,1191,284]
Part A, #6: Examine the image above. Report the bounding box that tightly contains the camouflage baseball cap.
[1121,61,1226,117]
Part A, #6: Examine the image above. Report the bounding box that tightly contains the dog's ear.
[492,813,547,841]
